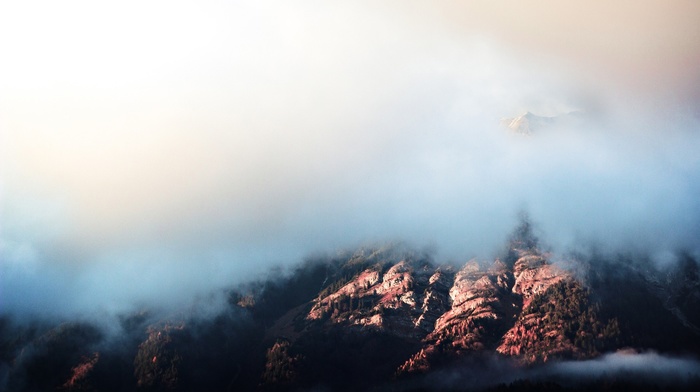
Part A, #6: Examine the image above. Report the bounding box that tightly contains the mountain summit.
[501,111,583,135]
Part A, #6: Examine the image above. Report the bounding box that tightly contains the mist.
[1,1,700,318]
[416,351,700,391]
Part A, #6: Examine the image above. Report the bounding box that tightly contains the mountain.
[2,220,700,391]
[500,111,583,135]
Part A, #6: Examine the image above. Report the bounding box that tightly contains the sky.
[1,0,700,318]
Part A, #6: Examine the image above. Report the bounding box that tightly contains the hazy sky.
[1,0,700,317]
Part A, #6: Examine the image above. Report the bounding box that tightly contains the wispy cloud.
[419,351,700,390]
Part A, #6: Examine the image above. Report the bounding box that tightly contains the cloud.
[1,0,699,317]
[418,351,700,390]
[548,351,700,382]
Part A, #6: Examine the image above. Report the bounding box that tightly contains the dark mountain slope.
[1,223,699,391]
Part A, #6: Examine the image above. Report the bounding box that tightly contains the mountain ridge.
[2,220,700,391]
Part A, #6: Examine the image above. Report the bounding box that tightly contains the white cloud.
[1,0,699,316]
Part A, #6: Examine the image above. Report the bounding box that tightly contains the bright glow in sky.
[1,0,699,317]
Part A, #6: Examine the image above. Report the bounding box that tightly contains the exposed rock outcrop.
[293,230,580,378]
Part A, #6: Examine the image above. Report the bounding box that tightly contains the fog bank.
[1,1,699,317]
[419,352,700,391]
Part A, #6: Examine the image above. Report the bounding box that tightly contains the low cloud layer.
[1,1,699,317]
[549,351,700,383]
[420,352,700,390]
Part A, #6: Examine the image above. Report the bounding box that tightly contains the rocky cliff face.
[259,224,612,385]
[306,259,445,338]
